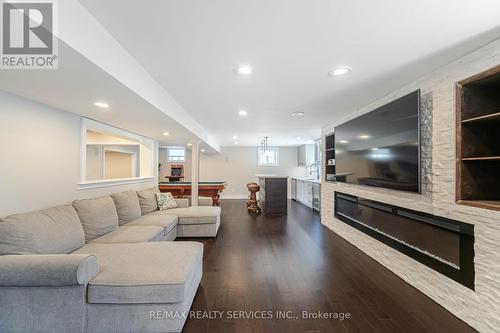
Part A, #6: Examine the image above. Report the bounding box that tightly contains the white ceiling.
[0,41,216,152]
[80,0,500,147]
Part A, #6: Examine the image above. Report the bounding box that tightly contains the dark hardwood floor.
[181,200,476,333]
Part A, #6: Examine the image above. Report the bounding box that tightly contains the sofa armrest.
[0,254,99,287]
[175,198,190,208]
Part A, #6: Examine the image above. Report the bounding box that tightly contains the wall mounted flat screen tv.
[335,90,421,193]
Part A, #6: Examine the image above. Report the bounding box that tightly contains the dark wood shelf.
[462,156,500,161]
[462,111,500,123]
[458,200,500,211]
[325,133,335,182]
[456,65,500,210]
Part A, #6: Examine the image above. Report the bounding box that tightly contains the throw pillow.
[156,192,178,210]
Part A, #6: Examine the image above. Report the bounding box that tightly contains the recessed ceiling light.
[339,140,348,144]
[232,135,238,139]
[371,148,379,151]
[187,143,192,146]
[329,66,352,77]
[94,101,109,109]
[234,141,239,145]
[162,132,171,136]
[235,65,253,75]
[201,149,206,152]
[359,135,370,139]
[290,112,304,117]
[296,136,301,140]
[238,110,248,116]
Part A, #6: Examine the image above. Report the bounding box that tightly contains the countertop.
[291,177,321,184]
[255,174,289,178]
[255,175,321,184]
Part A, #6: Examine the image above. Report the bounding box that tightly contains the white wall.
[86,145,104,180]
[0,91,158,216]
[321,38,500,332]
[159,146,309,198]
[202,147,309,198]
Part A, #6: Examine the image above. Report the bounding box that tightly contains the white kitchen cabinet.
[297,144,316,166]
[293,178,318,210]
[305,182,313,206]
[296,180,304,203]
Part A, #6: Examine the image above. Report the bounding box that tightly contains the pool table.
[158,181,226,206]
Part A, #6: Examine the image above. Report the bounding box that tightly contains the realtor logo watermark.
[1,0,58,69]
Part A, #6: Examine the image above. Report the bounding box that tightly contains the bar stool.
[246,182,261,214]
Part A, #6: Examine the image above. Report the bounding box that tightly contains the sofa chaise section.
[139,187,221,238]
[74,242,203,333]
[151,206,221,237]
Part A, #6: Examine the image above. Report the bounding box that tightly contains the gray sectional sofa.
[0,187,221,333]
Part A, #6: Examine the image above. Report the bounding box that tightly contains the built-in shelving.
[325,133,335,181]
[456,65,500,211]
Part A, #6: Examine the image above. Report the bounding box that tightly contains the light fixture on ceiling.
[238,110,248,116]
[359,135,370,139]
[187,143,192,146]
[290,112,304,118]
[296,136,301,140]
[235,65,253,75]
[234,141,239,145]
[371,148,379,151]
[329,66,352,77]
[260,137,269,152]
[339,140,348,144]
[162,132,171,136]
[94,101,109,109]
[201,149,206,152]
[232,135,238,139]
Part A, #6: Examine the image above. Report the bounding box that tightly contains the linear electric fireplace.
[335,192,475,289]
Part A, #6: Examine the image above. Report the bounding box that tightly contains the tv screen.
[335,90,421,193]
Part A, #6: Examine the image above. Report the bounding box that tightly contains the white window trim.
[78,177,154,190]
[165,146,186,162]
[258,147,279,167]
[79,118,156,189]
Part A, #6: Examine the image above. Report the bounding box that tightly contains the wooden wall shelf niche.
[325,133,335,181]
[456,65,500,211]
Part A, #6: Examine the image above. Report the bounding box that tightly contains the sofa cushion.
[124,214,178,236]
[73,242,204,303]
[72,196,119,242]
[137,187,160,215]
[110,190,142,225]
[152,206,221,225]
[89,226,164,244]
[0,204,85,255]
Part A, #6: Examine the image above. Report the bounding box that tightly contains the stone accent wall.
[321,38,500,332]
